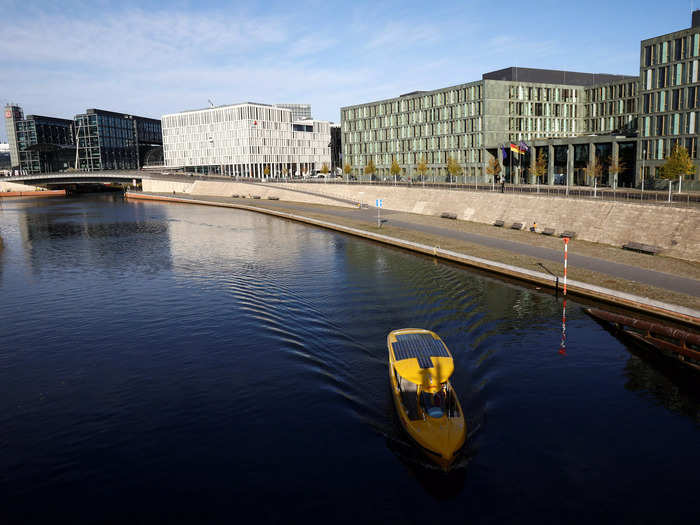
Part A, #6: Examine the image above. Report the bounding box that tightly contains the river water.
[0,194,698,523]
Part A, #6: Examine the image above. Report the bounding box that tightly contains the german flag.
[510,143,521,154]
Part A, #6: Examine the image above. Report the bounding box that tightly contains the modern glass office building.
[341,12,700,187]
[161,102,330,177]
[74,109,162,171]
[341,68,633,183]
[638,11,700,180]
[4,104,75,173]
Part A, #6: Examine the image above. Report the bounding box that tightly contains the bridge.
[2,170,145,186]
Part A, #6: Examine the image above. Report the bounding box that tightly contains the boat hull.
[387,329,466,469]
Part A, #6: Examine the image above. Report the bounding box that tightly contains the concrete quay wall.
[0,181,42,192]
[142,179,355,208]
[143,179,700,261]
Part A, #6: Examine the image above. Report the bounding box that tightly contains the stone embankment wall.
[142,180,356,208]
[143,179,700,261]
[0,181,41,192]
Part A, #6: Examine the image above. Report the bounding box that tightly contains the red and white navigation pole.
[559,236,569,356]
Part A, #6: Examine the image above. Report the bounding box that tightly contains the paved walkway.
[150,193,700,299]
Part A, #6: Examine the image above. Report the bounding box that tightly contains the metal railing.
[229,176,700,208]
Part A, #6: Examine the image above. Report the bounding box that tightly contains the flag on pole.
[510,143,521,155]
[518,141,529,153]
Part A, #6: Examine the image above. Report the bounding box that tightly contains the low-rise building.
[161,102,331,177]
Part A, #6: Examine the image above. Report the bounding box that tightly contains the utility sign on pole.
[376,199,383,228]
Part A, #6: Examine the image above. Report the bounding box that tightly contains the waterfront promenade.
[127,191,700,325]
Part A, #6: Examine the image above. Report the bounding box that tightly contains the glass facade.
[639,22,700,178]
[584,79,638,134]
[341,82,484,180]
[75,109,162,171]
[5,108,75,173]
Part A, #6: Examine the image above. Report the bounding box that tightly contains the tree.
[364,158,376,180]
[390,157,401,181]
[343,162,352,179]
[486,156,502,182]
[583,159,603,185]
[263,165,270,177]
[320,163,330,175]
[416,156,428,181]
[282,166,289,178]
[660,144,696,180]
[446,156,462,183]
[607,156,626,188]
[534,151,547,183]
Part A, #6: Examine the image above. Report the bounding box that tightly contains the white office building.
[161,102,331,177]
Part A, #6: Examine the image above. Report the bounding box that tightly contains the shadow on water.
[593,322,700,423]
[622,352,700,424]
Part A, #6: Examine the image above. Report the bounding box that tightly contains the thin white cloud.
[365,20,441,50]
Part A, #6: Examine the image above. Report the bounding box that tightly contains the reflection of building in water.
[164,205,338,273]
[14,198,173,274]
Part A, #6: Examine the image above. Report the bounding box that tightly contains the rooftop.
[482,67,637,86]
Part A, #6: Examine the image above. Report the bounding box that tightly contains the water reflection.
[0,195,698,522]
[13,195,173,275]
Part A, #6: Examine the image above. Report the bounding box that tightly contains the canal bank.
[126,191,699,326]
[142,178,700,262]
[0,189,66,198]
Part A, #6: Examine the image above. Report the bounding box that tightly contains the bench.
[511,222,523,230]
[440,212,457,219]
[267,196,279,200]
[541,228,556,236]
[559,231,576,239]
[622,241,660,255]
[493,220,505,227]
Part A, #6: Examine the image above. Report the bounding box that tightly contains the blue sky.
[1,0,697,141]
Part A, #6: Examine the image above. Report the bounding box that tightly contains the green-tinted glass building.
[74,109,162,171]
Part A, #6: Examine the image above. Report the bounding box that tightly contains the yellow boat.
[387,328,466,469]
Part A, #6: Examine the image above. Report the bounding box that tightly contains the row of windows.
[586,115,636,133]
[643,33,700,67]
[163,106,292,128]
[509,102,579,118]
[642,60,699,90]
[163,124,327,140]
[96,115,132,130]
[348,149,485,167]
[585,81,638,102]
[641,112,699,136]
[585,98,637,117]
[347,135,483,156]
[343,85,483,120]
[344,119,483,143]
[639,137,698,160]
[509,86,579,103]
[641,87,700,114]
[344,103,483,132]
[507,118,579,134]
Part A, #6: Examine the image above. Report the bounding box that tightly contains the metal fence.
[235,176,700,208]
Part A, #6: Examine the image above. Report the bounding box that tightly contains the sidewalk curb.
[125,192,700,327]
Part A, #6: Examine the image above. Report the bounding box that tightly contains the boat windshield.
[420,389,445,418]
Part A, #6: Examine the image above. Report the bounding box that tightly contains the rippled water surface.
[1,195,698,523]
